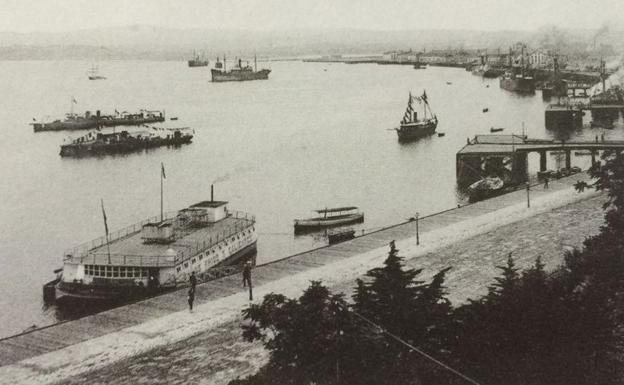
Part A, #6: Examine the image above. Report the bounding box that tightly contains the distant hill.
[0,25,621,60]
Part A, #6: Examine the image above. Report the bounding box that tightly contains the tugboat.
[59,127,193,157]
[50,185,257,302]
[188,51,209,67]
[499,46,535,94]
[211,55,270,82]
[294,207,364,234]
[395,90,438,141]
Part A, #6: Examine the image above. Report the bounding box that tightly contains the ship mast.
[160,162,166,222]
[254,54,257,72]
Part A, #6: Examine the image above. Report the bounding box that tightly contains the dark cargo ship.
[211,56,270,82]
[395,90,438,141]
[32,109,165,132]
[59,127,193,157]
[499,45,535,94]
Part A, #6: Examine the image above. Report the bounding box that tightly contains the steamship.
[211,55,270,82]
[50,186,257,302]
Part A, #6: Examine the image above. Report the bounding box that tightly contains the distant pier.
[456,134,624,186]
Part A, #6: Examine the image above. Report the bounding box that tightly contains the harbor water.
[0,60,621,338]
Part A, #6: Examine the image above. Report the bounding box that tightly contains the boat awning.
[314,206,358,213]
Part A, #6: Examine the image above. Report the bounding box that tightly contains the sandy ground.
[0,187,605,385]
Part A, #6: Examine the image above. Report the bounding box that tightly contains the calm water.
[0,60,621,337]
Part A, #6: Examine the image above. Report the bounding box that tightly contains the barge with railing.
[50,188,256,302]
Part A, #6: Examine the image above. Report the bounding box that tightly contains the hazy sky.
[1,0,622,32]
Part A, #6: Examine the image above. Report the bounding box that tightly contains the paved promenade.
[0,174,605,384]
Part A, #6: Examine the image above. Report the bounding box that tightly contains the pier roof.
[457,134,624,156]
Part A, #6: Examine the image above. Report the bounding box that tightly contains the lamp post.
[526,182,530,208]
[415,212,420,246]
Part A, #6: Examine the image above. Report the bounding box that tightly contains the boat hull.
[211,69,271,82]
[499,77,535,94]
[294,213,364,234]
[188,60,208,67]
[59,134,193,157]
[396,120,437,141]
[55,241,257,302]
[33,115,165,132]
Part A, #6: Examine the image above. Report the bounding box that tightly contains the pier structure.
[545,100,624,130]
[456,134,624,186]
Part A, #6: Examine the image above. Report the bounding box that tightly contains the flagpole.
[101,199,112,265]
[160,162,165,222]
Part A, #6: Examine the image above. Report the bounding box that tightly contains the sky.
[1,0,622,33]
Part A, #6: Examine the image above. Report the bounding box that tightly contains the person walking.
[187,288,195,312]
[242,261,252,288]
[190,271,197,292]
[543,175,549,189]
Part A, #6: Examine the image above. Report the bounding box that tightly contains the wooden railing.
[64,212,256,267]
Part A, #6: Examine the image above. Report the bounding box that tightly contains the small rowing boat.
[294,206,364,234]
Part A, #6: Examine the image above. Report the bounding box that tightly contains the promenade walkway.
[0,173,604,384]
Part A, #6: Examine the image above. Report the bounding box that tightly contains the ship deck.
[71,215,253,266]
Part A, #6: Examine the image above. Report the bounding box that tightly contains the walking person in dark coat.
[190,271,197,292]
[242,261,252,288]
[187,288,195,312]
[543,175,549,189]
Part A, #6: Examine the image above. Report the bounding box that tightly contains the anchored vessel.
[59,127,193,157]
[294,207,364,234]
[211,55,270,82]
[32,109,165,132]
[395,90,438,141]
[499,46,535,94]
[188,51,209,67]
[51,188,257,302]
[467,177,505,202]
[87,64,106,80]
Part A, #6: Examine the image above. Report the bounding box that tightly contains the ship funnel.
[211,184,214,202]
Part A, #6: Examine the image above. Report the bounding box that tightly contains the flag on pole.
[71,97,78,104]
[101,199,109,236]
[161,162,166,179]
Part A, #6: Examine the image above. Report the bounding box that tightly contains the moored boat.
[188,50,209,67]
[499,46,535,94]
[467,177,505,202]
[394,90,438,141]
[294,207,364,234]
[32,109,165,132]
[87,64,106,80]
[211,55,270,82]
[51,187,257,302]
[59,127,193,157]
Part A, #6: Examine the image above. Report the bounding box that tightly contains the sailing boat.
[87,64,106,80]
[395,90,438,141]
